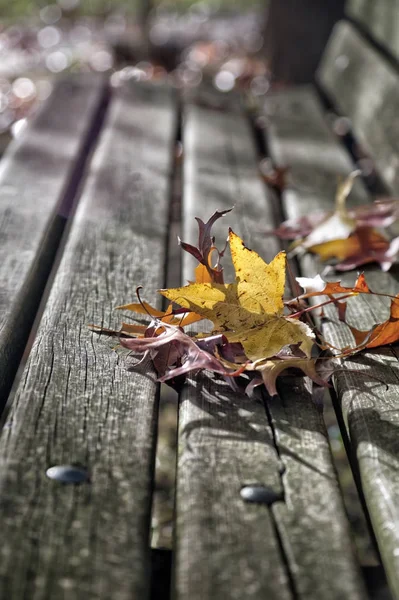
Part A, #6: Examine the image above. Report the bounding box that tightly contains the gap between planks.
[150,99,182,553]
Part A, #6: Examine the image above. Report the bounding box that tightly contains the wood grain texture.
[318,21,399,194]
[264,85,399,599]
[178,102,290,600]
[320,269,399,600]
[268,378,365,600]
[347,0,399,61]
[0,82,176,600]
[175,96,365,599]
[264,86,370,217]
[0,74,105,410]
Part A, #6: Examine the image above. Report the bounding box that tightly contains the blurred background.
[0,0,269,148]
[0,0,346,149]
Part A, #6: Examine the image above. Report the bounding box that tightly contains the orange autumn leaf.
[296,272,372,298]
[193,248,224,284]
[309,227,389,265]
[117,300,169,317]
[295,271,399,352]
[194,262,214,284]
[116,300,202,327]
[347,295,399,350]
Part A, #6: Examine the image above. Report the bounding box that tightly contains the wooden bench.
[1,3,399,598]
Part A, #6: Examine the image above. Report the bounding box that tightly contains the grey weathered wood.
[176,371,290,600]
[175,95,365,599]
[318,21,399,194]
[265,85,399,599]
[0,82,176,599]
[347,0,399,62]
[320,269,399,600]
[178,102,290,600]
[0,74,105,410]
[268,378,366,599]
[264,86,370,216]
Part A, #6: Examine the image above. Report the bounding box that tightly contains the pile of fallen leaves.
[274,171,399,272]
[92,208,399,397]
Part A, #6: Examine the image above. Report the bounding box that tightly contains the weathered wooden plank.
[268,378,366,599]
[0,82,176,599]
[347,0,399,62]
[0,74,105,410]
[318,21,399,194]
[264,86,370,215]
[320,268,399,600]
[178,103,290,600]
[175,96,365,599]
[264,85,399,599]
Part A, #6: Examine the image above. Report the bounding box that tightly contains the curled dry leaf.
[276,199,399,239]
[274,213,326,240]
[275,171,399,271]
[310,227,391,272]
[119,321,242,383]
[289,171,359,253]
[350,198,399,228]
[179,207,232,284]
[245,356,329,397]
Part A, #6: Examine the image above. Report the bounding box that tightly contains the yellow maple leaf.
[160,230,314,361]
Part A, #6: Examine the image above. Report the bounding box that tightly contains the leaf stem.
[289,293,355,319]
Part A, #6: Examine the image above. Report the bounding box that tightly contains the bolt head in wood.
[240,485,282,505]
[46,465,89,483]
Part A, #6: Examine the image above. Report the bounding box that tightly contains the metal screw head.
[240,485,283,505]
[46,465,89,484]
